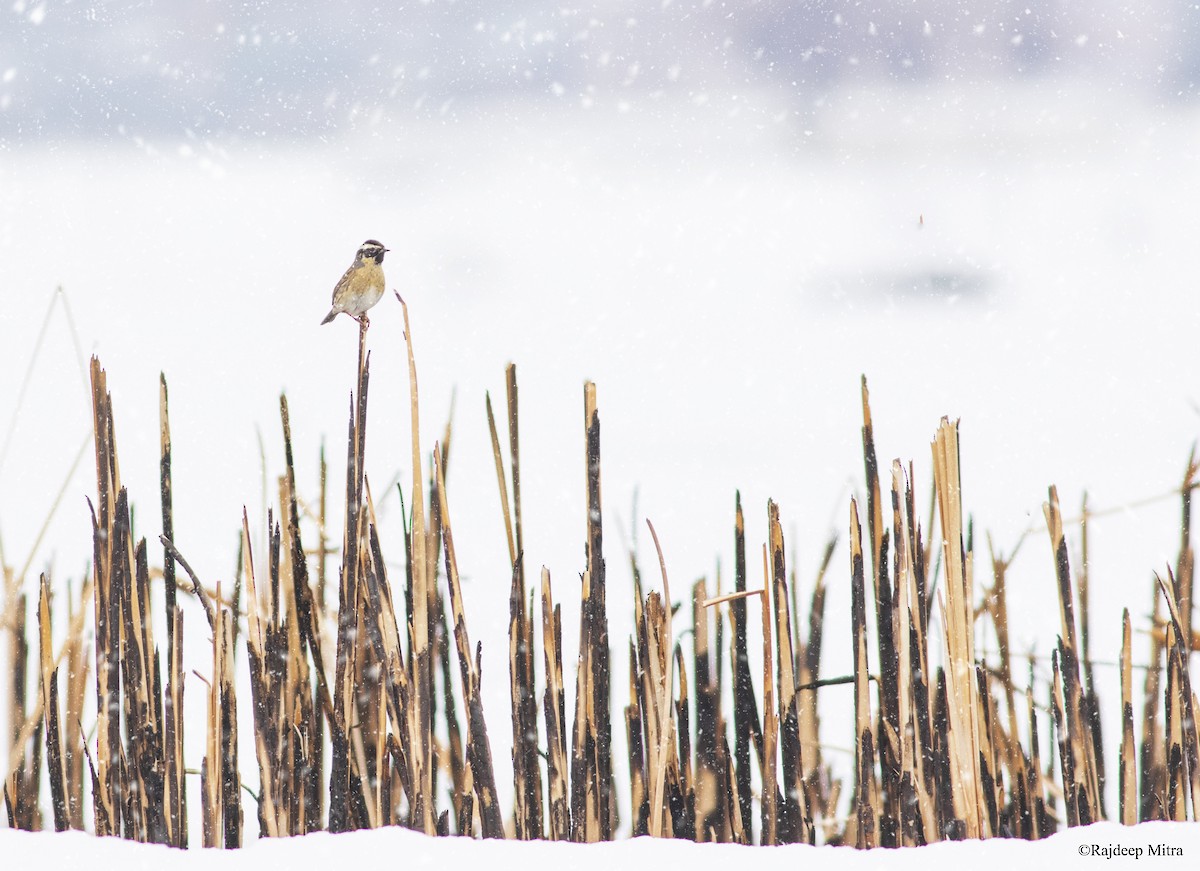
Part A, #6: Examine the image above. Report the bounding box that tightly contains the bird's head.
[358,239,389,264]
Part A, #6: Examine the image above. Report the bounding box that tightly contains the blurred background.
[2,1,1199,836]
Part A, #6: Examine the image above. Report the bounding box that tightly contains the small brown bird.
[320,239,389,326]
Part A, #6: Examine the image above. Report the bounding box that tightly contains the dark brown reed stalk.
[861,380,899,844]
[848,498,879,847]
[673,643,695,840]
[1157,571,1199,821]
[1050,647,1077,825]
[358,487,413,829]
[890,463,933,846]
[329,324,370,832]
[202,582,242,847]
[122,537,168,843]
[36,576,66,832]
[1119,608,1137,825]
[1026,658,1051,838]
[280,396,336,829]
[703,585,774,845]
[729,492,762,843]
[1044,486,1100,824]
[541,567,571,840]
[158,374,186,847]
[1077,495,1107,819]
[241,511,284,837]
[398,294,436,835]
[88,357,121,836]
[1139,576,1167,821]
[626,639,650,837]
[487,364,543,839]
[767,501,809,844]
[571,381,612,841]
[435,589,470,834]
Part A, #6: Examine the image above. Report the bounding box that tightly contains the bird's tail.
[320,309,338,325]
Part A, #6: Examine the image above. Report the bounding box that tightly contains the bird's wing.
[330,263,358,305]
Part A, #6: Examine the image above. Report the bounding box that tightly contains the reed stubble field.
[1,296,1197,849]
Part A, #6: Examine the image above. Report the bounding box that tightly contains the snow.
[1,822,1197,870]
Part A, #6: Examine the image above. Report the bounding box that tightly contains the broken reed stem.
[398,292,436,835]
[541,566,571,840]
[644,518,674,839]
[571,380,612,842]
[159,375,186,848]
[932,417,985,839]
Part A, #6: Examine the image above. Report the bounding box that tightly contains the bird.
[320,239,389,327]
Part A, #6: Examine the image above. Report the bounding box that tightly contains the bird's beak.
[385,248,391,252]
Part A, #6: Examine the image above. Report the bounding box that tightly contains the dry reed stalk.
[1077,496,1107,819]
[158,374,187,847]
[37,575,67,832]
[860,380,899,844]
[486,364,543,839]
[541,567,571,840]
[398,294,436,835]
[240,511,282,837]
[702,586,775,845]
[1119,608,1137,825]
[728,492,762,843]
[1157,571,1198,821]
[848,498,879,847]
[1139,579,1167,821]
[201,582,242,847]
[433,447,504,838]
[571,381,612,841]
[63,578,90,831]
[1176,451,1196,655]
[931,418,986,839]
[983,533,1032,839]
[673,643,695,840]
[435,586,470,834]
[1050,647,1077,825]
[691,577,725,841]
[121,534,168,843]
[756,569,780,848]
[88,357,121,836]
[357,485,413,829]
[279,396,339,830]
[641,519,676,838]
[796,533,835,831]
[889,462,934,846]
[1043,486,1100,824]
[767,501,809,844]
[328,325,370,831]
[2,592,37,831]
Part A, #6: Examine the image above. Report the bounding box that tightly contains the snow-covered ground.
[2,821,1197,870]
[2,76,1199,849]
